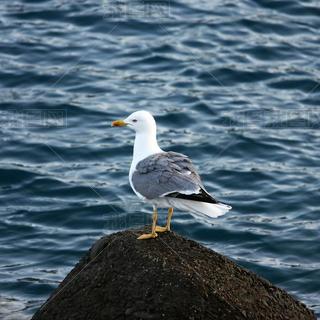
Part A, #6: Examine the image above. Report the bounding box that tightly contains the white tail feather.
[166,198,231,220]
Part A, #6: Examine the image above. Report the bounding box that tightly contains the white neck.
[131,130,162,172]
[133,131,162,163]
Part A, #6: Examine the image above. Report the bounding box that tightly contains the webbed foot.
[155,226,169,233]
[137,232,158,240]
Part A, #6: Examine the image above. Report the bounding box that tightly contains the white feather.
[183,200,231,218]
[154,197,231,221]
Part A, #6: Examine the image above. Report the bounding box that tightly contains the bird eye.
[132,119,137,123]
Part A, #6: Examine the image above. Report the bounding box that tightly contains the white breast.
[129,162,145,200]
[129,129,163,201]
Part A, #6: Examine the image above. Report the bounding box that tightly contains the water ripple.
[0,0,319,318]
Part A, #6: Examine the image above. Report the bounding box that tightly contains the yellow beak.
[111,119,127,127]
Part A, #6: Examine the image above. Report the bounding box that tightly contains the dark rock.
[32,227,316,320]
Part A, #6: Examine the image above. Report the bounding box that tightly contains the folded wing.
[132,151,218,203]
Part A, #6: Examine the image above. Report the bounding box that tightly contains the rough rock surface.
[32,227,316,320]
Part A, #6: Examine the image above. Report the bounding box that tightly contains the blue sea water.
[0,0,319,318]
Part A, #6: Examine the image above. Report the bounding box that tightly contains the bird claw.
[137,232,158,240]
[155,226,169,233]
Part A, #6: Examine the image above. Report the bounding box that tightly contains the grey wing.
[132,152,218,204]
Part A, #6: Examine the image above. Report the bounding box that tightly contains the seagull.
[112,110,231,240]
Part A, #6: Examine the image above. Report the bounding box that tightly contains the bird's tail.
[167,198,232,220]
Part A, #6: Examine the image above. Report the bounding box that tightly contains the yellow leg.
[167,207,173,231]
[155,207,173,233]
[137,207,158,240]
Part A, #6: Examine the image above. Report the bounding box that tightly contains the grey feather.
[132,152,203,199]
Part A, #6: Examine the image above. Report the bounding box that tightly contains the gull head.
[112,110,156,134]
